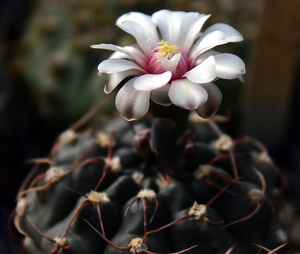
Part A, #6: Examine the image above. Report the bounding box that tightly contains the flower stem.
[149,101,190,170]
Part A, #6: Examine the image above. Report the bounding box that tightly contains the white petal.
[92,43,147,67]
[194,49,219,65]
[150,85,172,106]
[152,10,210,50]
[169,79,208,110]
[98,59,145,74]
[203,23,243,42]
[115,78,150,121]
[109,51,130,59]
[159,52,182,73]
[214,53,245,79]
[152,10,183,45]
[184,55,217,83]
[195,83,222,118]
[178,14,211,50]
[116,12,158,53]
[190,30,227,59]
[104,70,139,94]
[91,43,127,52]
[133,72,172,91]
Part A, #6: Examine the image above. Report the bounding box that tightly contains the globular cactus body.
[14,118,287,254]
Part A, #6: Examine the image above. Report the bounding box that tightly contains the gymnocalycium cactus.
[13,9,289,254]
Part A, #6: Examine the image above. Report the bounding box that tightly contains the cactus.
[13,10,290,254]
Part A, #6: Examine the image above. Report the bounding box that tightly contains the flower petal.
[116,12,158,54]
[214,53,245,79]
[150,85,172,106]
[91,43,147,67]
[115,78,150,121]
[203,23,243,42]
[190,30,228,60]
[184,55,217,83]
[91,43,131,56]
[179,14,211,50]
[133,72,172,91]
[169,79,208,110]
[194,49,219,65]
[152,10,183,46]
[159,52,182,73]
[195,83,222,118]
[104,70,139,94]
[152,10,210,50]
[98,59,145,74]
[109,51,129,59]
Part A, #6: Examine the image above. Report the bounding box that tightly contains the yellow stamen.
[157,40,178,59]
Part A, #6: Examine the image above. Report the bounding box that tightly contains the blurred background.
[0,0,299,253]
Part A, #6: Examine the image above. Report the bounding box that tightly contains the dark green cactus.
[13,115,288,254]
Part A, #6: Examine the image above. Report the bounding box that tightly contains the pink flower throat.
[146,41,192,81]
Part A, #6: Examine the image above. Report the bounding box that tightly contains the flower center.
[147,40,191,80]
[156,40,178,60]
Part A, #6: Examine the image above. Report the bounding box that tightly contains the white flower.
[92,10,245,121]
